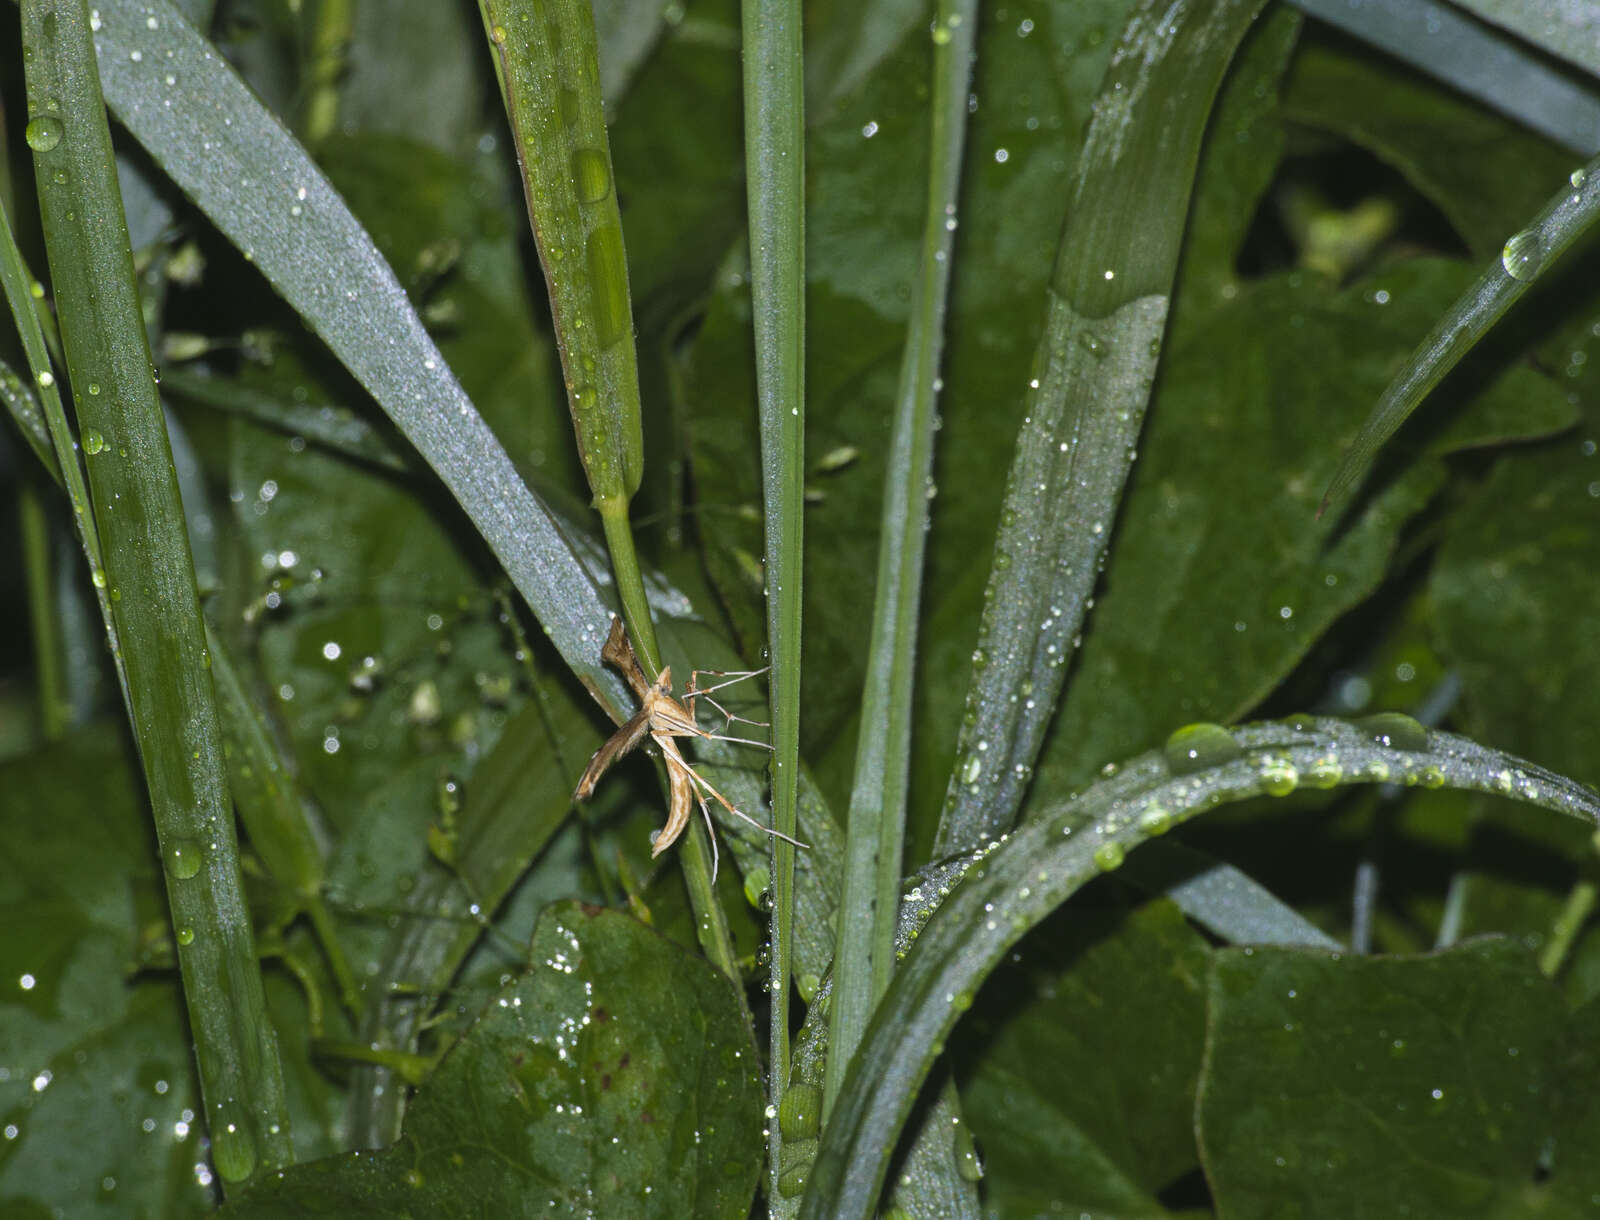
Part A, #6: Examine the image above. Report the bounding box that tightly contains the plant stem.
[827,0,976,1119]
[19,473,67,739]
[741,0,806,1199]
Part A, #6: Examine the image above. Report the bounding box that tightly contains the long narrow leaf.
[86,0,629,715]
[935,0,1269,855]
[22,0,291,1183]
[1289,0,1600,155]
[742,0,807,1196]
[1321,152,1600,512]
[803,717,1600,1218]
[829,0,979,1115]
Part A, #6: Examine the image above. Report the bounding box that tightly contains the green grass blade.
[21,0,292,1184]
[742,0,806,1194]
[802,717,1600,1219]
[475,0,737,982]
[1321,152,1600,513]
[827,0,977,1117]
[1289,0,1600,155]
[86,0,630,714]
[934,0,1269,856]
[478,0,645,513]
[1449,0,1600,81]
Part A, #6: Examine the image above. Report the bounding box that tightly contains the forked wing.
[574,706,651,800]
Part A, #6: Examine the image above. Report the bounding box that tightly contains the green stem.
[827,0,976,1119]
[742,0,806,1197]
[19,473,67,739]
[678,815,743,984]
[598,497,663,676]
[1539,876,1598,978]
[301,0,353,144]
[600,497,743,986]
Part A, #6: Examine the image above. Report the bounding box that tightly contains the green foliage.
[3,0,1600,1217]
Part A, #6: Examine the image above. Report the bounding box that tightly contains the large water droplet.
[25,115,63,152]
[571,147,611,204]
[777,1083,822,1140]
[1501,230,1543,281]
[585,224,628,347]
[1093,841,1125,872]
[209,1109,257,1182]
[163,837,203,880]
[1356,712,1428,752]
[1163,722,1241,775]
[83,429,105,455]
[953,1120,984,1181]
[777,1162,809,1197]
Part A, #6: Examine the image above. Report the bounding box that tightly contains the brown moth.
[575,616,806,878]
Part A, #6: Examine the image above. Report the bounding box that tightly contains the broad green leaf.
[1321,153,1600,512]
[24,0,291,1179]
[1433,430,1600,793]
[223,904,764,1219]
[1286,0,1600,155]
[958,900,1212,1216]
[1037,259,1578,792]
[0,730,212,1217]
[1198,938,1598,1216]
[800,717,1600,1219]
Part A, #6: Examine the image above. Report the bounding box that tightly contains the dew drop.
[1092,841,1125,872]
[953,1120,984,1181]
[777,1083,822,1140]
[24,114,63,152]
[1259,759,1299,797]
[1163,722,1241,774]
[176,926,194,946]
[1501,229,1543,281]
[1356,712,1428,752]
[209,1110,257,1183]
[163,837,203,880]
[777,1162,809,1197]
[571,147,611,204]
[83,429,106,455]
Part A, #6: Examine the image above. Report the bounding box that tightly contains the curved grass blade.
[742,0,807,1196]
[1320,153,1600,514]
[802,716,1600,1219]
[934,0,1269,856]
[86,0,630,716]
[22,0,291,1184]
[1289,0,1600,155]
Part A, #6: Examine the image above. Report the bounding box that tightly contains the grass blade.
[1448,0,1600,81]
[1289,0,1600,155]
[803,717,1600,1219]
[21,0,291,1183]
[827,0,977,1116]
[87,0,629,714]
[934,0,1269,856]
[742,0,806,1196]
[1320,152,1600,513]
